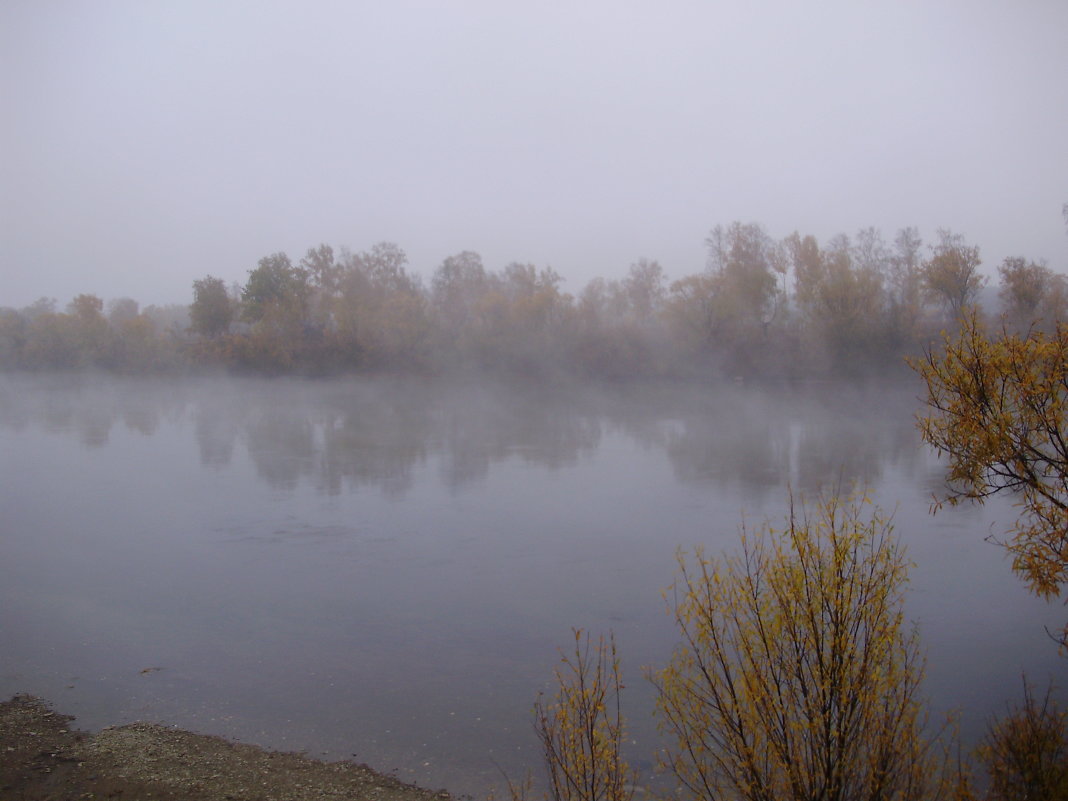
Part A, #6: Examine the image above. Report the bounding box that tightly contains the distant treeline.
[2,222,1064,378]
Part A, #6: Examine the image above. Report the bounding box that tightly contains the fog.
[4,1,1067,308]
[4,2,1068,792]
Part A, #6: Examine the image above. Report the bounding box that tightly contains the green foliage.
[241,252,309,323]
[190,276,234,338]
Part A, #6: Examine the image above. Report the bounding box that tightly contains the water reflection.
[0,374,927,498]
[0,372,1061,798]
[0,374,177,447]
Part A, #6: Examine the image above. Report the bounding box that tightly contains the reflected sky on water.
[0,373,1062,796]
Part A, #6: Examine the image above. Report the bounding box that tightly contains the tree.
[23,309,83,368]
[977,681,1068,801]
[919,230,986,320]
[431,250,487,327]
[352,242,415,295]
[300,243,340,295]
[852,226,892,278]
[68,293,104,320]
[107,297,140,327]
[998,257,1056,331]
[887,226,925,343]
[621,258,665,326]
[651,493,940,801]
[532,629,634,801]
[430,251,491,362]
[480,262,570,367]
[334,242,429,367]
[241,252,309,323]
[0,308,27,367]
[788,232,888,367]
[664,273,719,354]
[705,222,780,337]
[190,276,234,338]
[911,313,1068,639]
[67,293,110,365]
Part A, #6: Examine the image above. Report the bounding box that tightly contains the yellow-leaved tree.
[910,313,1068,639]
[531,629,634,801]
[650,494,943,801]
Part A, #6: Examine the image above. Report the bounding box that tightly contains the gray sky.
[3,0,1067,309]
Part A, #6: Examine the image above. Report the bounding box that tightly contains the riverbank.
[0,694,455,801]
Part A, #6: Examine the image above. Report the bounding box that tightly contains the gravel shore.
[0,694,456,801]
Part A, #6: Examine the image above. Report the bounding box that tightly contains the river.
[0,372,1061,796]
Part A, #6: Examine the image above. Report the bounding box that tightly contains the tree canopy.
[911,313,1068,641]
[651,494,938,801]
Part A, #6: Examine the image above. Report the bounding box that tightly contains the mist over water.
[0,373,1061,796]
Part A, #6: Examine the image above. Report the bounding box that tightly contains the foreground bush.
[532,630,634,801]
[977,681,1068,801]
[531,494,950,801]
[651,494,941,801]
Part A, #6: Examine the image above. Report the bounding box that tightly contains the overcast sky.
[2,1,1066,309]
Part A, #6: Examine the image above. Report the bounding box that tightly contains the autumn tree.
[334,242,429,367]
[997,257,1062,332]
[911,313,1068,641]
[977,681,1068,801]
[1043,276,1068,327]
[67,293,110,365]
[481,262,571,369]
[107,297,140,327]
[886,227,926,345]
[22,310,81,368]
[919,230,986,321]
[532,629,634,801]
[566,273,665,378]
[651,493,941,801]
[705,222,781,339]
[300,243,340,296]
[664,273,719,356]
[852,226,892,277]
[190,275,234,338]
[620,258,666,327]
[431,250,488,331]
[789,232,888,367]
[107,312,174,372]
[0,308,26,367]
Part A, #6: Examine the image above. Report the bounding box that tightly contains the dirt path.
[0,694,456,801]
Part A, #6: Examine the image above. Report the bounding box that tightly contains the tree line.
[2,221,1064,377]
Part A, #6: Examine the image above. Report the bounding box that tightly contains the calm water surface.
[0,373,1062,796]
